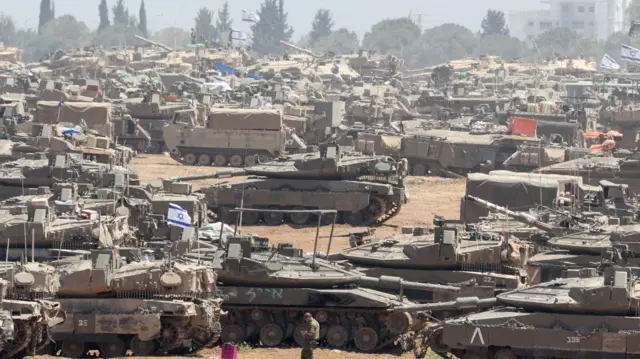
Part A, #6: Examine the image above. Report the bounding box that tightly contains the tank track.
[171,150,272,167]
[216,194,403,228]
[220,307,415,353]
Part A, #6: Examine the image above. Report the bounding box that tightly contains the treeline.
[0,0,636,68]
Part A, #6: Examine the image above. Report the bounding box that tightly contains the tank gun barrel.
[357,275,460,293]
[394,296,497,312]
[169,170,247,182]
[464,195,562,235]
[279,40,320,58]
[135,35,173,52]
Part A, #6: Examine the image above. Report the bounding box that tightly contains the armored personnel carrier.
[202,235,455,352]
[412,245,640,359]
[48,248,222,358]
[171,144,409,226]
[0,261,66,358]
[333,217,532,302]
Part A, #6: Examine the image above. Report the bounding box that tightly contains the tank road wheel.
[289,207,311,226]
[411,163,428,176]
[241,211,260,225]
[354,327,379,352]
[428,327,450,354]
[263,207,284,226]
[229,154,244,167]
[183,153,197,166]
[326,325,349,348]
[387,312,413,335]
[100,339,126,358]
[130,336,157,356]
[198,153,212,166]
[150,141,163,153]
[217,206,238,224]
[429,163,442,176]
[214,154,227,166]
[259,324,284,347]
[293,323,308,347]
[221,324,246,344]
[245,155,257,166]
[494,349,517,359]
[61,340,86,358]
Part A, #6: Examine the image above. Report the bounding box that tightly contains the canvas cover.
[207,108,282,131]
[36,101,112,137]
[461,171,581,222]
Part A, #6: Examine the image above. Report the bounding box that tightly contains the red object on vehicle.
[508,117,538,137]
[221,344,238,359]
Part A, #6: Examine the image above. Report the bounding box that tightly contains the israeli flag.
[242,10,260,23]
[231,29,248,41]
[167,203,191,228]
[621,44,640,63]
[600,54,621,70]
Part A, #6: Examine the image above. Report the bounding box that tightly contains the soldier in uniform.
[300,312,319,359]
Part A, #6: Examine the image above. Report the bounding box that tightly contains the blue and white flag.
[242,10,260,23]
[230,29,248,41]
[167,203,191,228]
[600,54,621,70]
[621,44,640,63]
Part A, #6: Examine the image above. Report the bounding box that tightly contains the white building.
[509,0,628,41]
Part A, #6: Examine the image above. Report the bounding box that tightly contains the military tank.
[332,216,532,303]
[0,193,135,261]
[0,152,138,200]
[193,234,456,352]
[171,144,409,226]
[464,195,640,283]
[412,245,640,359]
[0,261,66,358]
[46,247,222,358]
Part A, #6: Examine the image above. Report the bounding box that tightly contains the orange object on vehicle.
[508,117,538,137]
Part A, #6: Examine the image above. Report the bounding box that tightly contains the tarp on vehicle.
[35,101,112,137]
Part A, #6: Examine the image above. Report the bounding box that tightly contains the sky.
[3,0,543,39]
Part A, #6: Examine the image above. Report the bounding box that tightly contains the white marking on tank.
[470,327,485,345]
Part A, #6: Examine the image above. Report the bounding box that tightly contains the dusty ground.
[77,153,463,359]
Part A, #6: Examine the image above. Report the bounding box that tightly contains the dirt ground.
[67,153,463,359]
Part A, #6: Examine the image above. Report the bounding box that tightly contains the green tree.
[476,34,523,59]
[481,9,509,36]
[251,0,294,55]
[98,0,110,32]
[10,29,38,57]
[312,28,358,55]
[153,27,190,48]
[93,24,141,48]
[30,15,91,60]
[216,1,232,37]
[112,0,129,25]
[0,14,16,45]
[38,0,54,34]
[405,23,477,68]
[194,7,217,42]
[138,0,148,37]
[309,9,333,45]
[362,17,421,54]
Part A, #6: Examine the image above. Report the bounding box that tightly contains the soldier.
[300,312,319,359]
